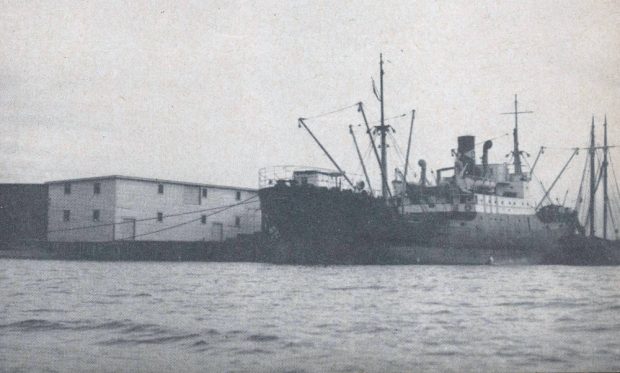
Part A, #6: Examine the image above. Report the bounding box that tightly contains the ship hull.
[259,185,580,265]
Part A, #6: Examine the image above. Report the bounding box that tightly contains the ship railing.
[258,165,365,191]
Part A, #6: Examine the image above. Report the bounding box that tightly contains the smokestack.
[482,140,493,177]
[418,159,427,186]
[457,136,475,175]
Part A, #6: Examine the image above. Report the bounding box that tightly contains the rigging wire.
[574,148,589,212]
[350,113,408,128]
[47,195,259,234]
[475,133,510,145]
[300,103,359,121]
[387,132,407,167]
[522,156,554,206]
[543,145,619,151]
[608,153,620,237]
[122,217,203,241]
[119,195,255,240]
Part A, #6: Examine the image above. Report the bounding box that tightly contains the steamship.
[258,56,591,265]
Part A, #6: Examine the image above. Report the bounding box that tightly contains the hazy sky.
[1,1,619,198]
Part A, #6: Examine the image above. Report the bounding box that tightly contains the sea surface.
[1,259,619,373]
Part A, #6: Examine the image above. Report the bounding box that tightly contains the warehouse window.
[201,215,207,224]
[157,212,163,222]
[235,216,241,227]
[202,188,208,198]
[63,210,70,221]
[158,184,164,194]
[236,191,241,200]
[93,210,100,222]
[94,182,101,194]
[64,183,71,194]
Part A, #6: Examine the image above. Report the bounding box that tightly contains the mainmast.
[603,115,608,240]
[589,117,596,238]
[377,54,389,200]
[502,95,533,176]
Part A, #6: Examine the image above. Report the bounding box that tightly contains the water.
[1,260,619,372]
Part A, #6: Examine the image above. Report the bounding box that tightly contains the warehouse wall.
[47,179,116,242]
[113,179,261,241]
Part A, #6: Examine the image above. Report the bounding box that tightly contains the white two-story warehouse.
[46,175,261,242]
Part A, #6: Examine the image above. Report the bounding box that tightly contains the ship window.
[64,183,71,194]
[158,184,164,194]
[201,215,206,224]
[93,209,100,222]
[94,182,101,194]
[202,188,208,198]
[236,191,241,200]
[157,212,163,222]
[63,210,70,221]
[235,216,241,227]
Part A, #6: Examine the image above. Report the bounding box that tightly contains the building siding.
[47,176,261,242]
[47,179,116,242]
[113,179,260,241]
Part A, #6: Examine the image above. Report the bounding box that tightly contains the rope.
[574,150,589,212]
[523,156,553,205]
[351,113,408,128]
[388,132,406,166]
[48,195,259,233]
[123,217,202,240]
[119,195,253,240]
[475,133,510,145]
[300,103,359,121]
[608,153,620,238]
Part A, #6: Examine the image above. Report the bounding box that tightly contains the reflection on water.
[1,259,619,372]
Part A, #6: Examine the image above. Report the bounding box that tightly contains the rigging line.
[534,148,579,210]
[300,103,359,121]
[475,133,510,146]
[574,149,589,211]
[121,195,259,240]
[608,153,620,236]
[522,156,553,205]
[609,153,620,208]
[542,145,619,151]
[608,198,618,240]
[47,195,259,233]
[351,113,408,128]
[583,152,604,229]
[121,217,202,240]
[388,132,406,165]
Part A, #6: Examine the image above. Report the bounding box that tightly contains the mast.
[349,125,373,195]
[403,110,416,184]
[603,115,608,240]
[502,94,533,176]
[589,117,596,238]
[402,110,416,213]
[378,53,389,200]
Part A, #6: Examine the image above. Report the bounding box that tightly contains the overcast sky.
[1,1,619,200]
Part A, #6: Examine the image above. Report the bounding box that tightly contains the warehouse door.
[211,222,223,242]
[118,218,136,240]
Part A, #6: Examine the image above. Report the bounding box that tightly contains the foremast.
[502,94,533,177]
[376,53,390,201]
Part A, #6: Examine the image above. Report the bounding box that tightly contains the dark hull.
[258,185,611,265]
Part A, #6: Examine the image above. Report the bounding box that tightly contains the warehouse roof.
[45,175,257,192]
